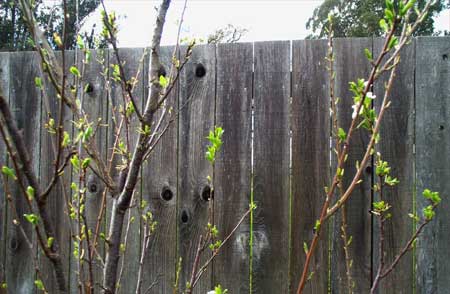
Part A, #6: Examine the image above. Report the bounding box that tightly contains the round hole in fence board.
[9,237,18,251]
[201,185,212,201]
[161,186,173,201]
[195,63,206,78]
[439,125,445,130]
[158,66,167,78]
[181,209,189,224]
[88,182,98,193]
[365,165,372,174]
[443,54,448,61]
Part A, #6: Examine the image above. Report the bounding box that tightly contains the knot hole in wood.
[201,185,213,201]
[195,63,206,78]
[161,186,173,201]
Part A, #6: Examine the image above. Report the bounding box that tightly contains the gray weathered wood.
[6,51,41,293]
[213,42,252,293]
[177,44,215,294]
[141,45,178,293]
[331,38,373,293]
[416,36,450,294]
[39,51,74,293]
[290,39,329,294]
[372,38,415,294]
[108,48,145,294]
[253,40,290,294]
[0,52,10,294]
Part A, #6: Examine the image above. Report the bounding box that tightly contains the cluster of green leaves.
[422,189,441,221]
[70,154,91,172]
[207,222,222,251]
[205,126,224,163]
[141,200,158,234]
[212,284,228,294]
[349,78,376,130]
[73,117,94,144]
[100,10,118,41]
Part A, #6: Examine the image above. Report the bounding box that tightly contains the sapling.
[296,0,443,293]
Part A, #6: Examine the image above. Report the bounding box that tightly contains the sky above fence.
[66,0,450,47]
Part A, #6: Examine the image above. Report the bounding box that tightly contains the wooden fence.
[0,37,449,294]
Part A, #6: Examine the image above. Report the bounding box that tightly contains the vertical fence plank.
[178,44,216,293]
[416,36,450,294]
[253,40,290,293]
[0,52,10,292]
[290,39,330,294]
[213,42,252,293]
[141,46,178,293]
[6,51,41,293]
[39,51,74,293]
[108,48,145,293]
[372,38,415,294]
[331,38,373,293]
[76,49,109,292]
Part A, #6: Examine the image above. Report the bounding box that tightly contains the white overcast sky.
[73,0,450,47]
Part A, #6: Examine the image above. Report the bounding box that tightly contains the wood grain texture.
[415,36,450,294]
[108,48,145,294]
[141,45,178,293]
[77,49,109,293]
[39,51,74,293]
[0,52,10,294]
[372,38,415,294]
[6,51,41,293]
[213,42,252,293]
[330,38,373,294]
[177,44,216,294]
[290,39,330,294]
[253,40,290,294]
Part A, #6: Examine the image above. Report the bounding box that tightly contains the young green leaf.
[34,279,45,290]
[1,166,16,180]
[26,186,35,201]
[24,213,39,225]
[70,66,81,78]
[35,77,43,89]
[47,236,55,248]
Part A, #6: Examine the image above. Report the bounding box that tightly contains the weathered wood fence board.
[331,38,373,294]
[416,37,450,294]
[373,38,415,294]
[253,40,291,294]
[0,37,449,294]
[213,42,252,293]
[7,51,41,293]
[140,45,179,294]
[178,44,216,294]
[290,39,330,294]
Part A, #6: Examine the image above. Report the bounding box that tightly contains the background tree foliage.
[0,0,99,51]
[306,0,449,38]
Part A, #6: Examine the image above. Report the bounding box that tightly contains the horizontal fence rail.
[0,37,449,293]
